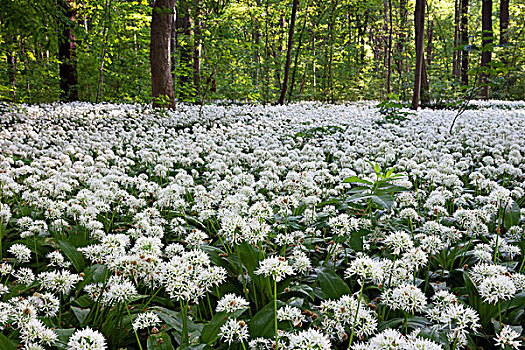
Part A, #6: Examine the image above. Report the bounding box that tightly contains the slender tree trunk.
[452,0,460,80]
[192,0,201,96]
[278,0,299,104]
[150,0,176,108]
[176,0,192,100]
[411,0,425,110]
[171,12,177,84]
[386,0,394,93]
[58,0,79,102]
[479,0,492,99]
[460,0,469,86]
[96,0,113,103]
[499,0,509,46]
[6,48,17,102]
[288,0,310,103]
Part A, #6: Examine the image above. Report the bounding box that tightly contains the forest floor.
[0,101,524,349]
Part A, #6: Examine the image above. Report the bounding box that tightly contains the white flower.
[494,325,522,349]
[345,256,384,284]
[255,256,295,282]
[479,275,516,304]
[216,293,249,314]
[132,312,161,331]
[9,243,32,263]
[218,318,249,345]
[384,231,413,255]
[287,329,331,350]
[277,305,304,327]
[382,284,427,314]
[67,327,106,350]
[38,269,82,295]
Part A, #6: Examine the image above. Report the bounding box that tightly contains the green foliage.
[376,94,415,123]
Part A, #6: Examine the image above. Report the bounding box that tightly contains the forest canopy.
[0,0,524,105]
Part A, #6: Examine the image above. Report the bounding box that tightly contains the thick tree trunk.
[460,0,469,86]
[479,0,492,99]
[150,0,176,108]
[411,0,425,110]
[58,0,78,102]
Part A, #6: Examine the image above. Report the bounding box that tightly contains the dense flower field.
[1,101,525,350]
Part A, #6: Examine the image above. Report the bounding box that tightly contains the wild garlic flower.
[218,318,249,345]
[382,284,427,314]
[132,311,161,331]
[285,329,331,350]
[8,243,32,263]
[384,231,413,255]
[345,256,384,284]
[494,325,522,349]
[37,269,82,295]
[46,251,71,268]
[13,267,36,285]
[478,275,516,304]
[216,293,249,314]
[255,256,295,282]
[67,327,106,350]
[277,305,304,327]
[320,295,377,341]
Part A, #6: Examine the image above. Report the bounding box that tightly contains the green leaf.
[71,306,90,324]
[249,300,284,338]
[147,332,175,350]
[59,240,85,272]
[371,195,394,210]
[316,267,351,299]
[349,234,363,252]
[504,200,521,229]
[54,328,76,349]
[200,312,228,344]
[342,176,372,185]
[0,333,17,350]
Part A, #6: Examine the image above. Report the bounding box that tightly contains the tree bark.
[151,0,176,108]
[58,0,78,102]
[411,0,425,110]
[175,1,193,100]
[479,0,492,99]
[499,0,509,46]
[192,0,201,95]
[460,0,469,86]
[386,0,394,93]
[278,0,299,105]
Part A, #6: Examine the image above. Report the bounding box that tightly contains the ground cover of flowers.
[0,101,525,350]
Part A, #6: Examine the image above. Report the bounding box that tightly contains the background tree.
[150,0,176,108]
[411,0,425,109]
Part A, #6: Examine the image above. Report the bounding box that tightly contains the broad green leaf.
[342,176,372,185]
[59,240,85,272]
[147,332,175,350]
[200,312,228,344]
[0,333,17,350]
[71,306,90,324]
[249,300,284,338]
[316,268,351,299]
[504,200,521,229]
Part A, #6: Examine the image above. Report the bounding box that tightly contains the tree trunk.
[411,0,425,110]
[499,0,509,46]
[452,0,460,80]
[479,0,492,99]
[386,0,394,93]
[278,0,299,104]
[175,1,193,100]
[151,0,176,108]
[58,0,78,102]
[460,0,469,86]
[192,0,201,96]
[288,0,310,103]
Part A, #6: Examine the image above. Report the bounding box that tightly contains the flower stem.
[125,301,143,350]
[274,279,279,350]
[348,282,364,348]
